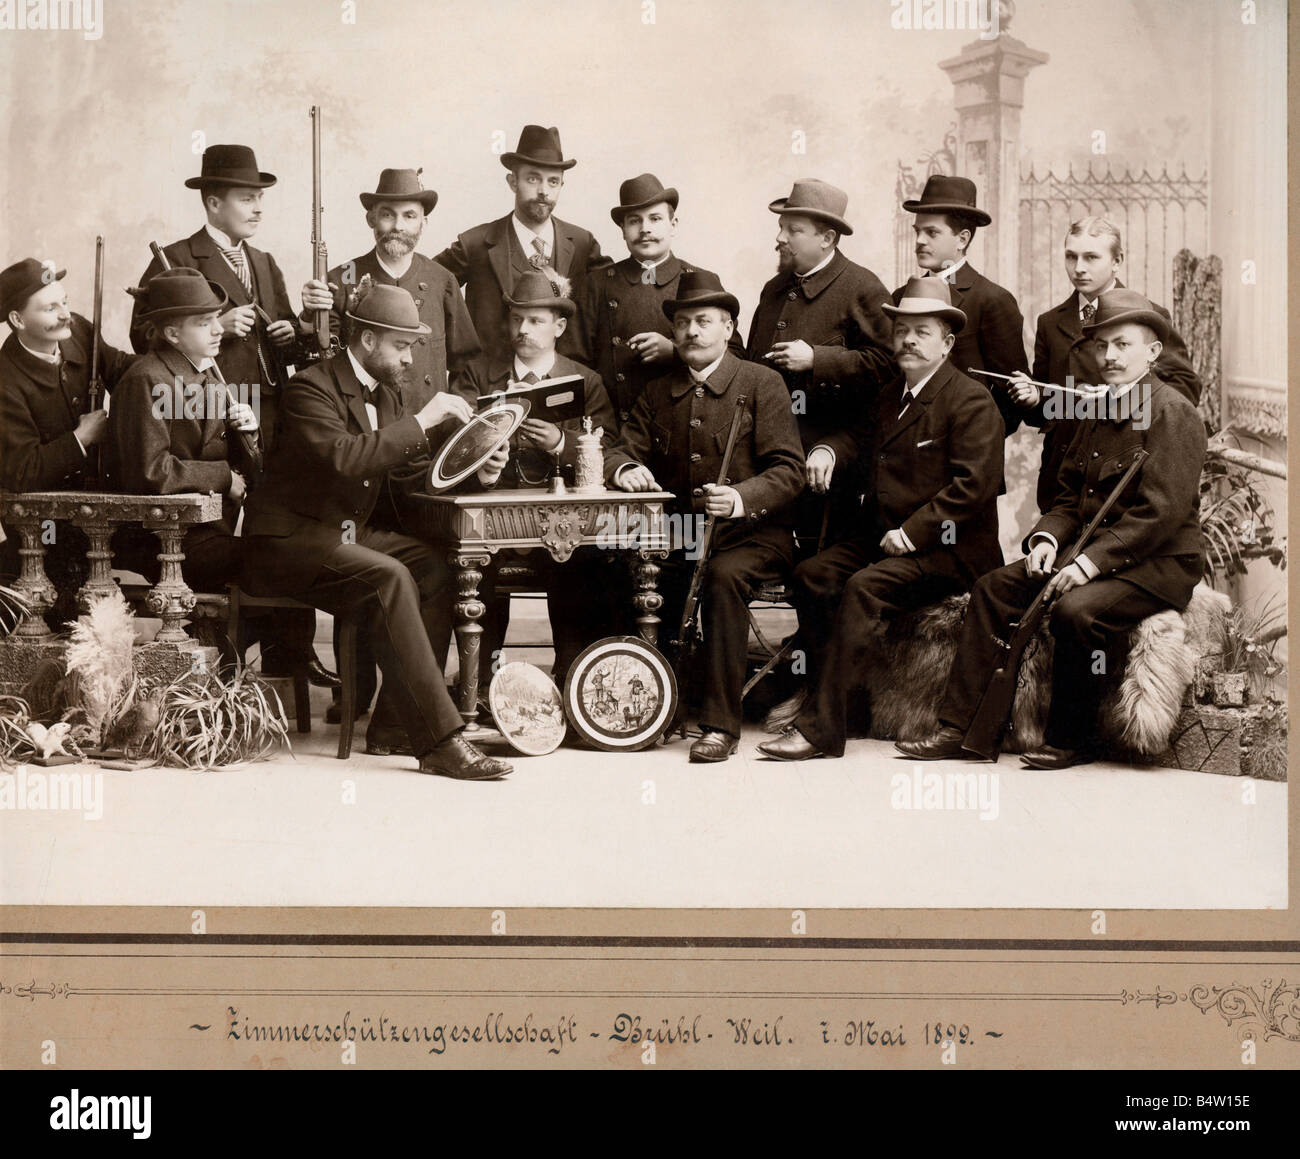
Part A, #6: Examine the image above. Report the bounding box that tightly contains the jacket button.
[723,477,731,485]
[1087,488,1094,495]
[1091,451,1099,458]
[776,320,787,330]
[418,336,427,345]
[414,298,423,307]
[690,418,701,427]
[363,480,371,487]
[879,453,886,461]
[787,291,798,301]
[71,395,80,403]
[619,410,630,421]
[616,373,625,382]
[692,487,704,497]
[418,282,428,291]
[609,300,618,309]
[424,374,433,384]
[694,387,704,398]
[690,453,701,463]
[761,508,768,516]
[612,336,621,346]
[219,431,226,439]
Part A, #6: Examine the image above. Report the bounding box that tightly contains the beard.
[376,228,419,259]
[776,248,795,274]
[520,197,554,225]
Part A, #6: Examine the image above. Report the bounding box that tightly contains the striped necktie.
[1081,301,1097,326]
[529,236,550,268]
[221,244,253,294]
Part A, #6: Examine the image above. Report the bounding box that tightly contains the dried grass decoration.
[145,664,291,769]
[63,587,138,752]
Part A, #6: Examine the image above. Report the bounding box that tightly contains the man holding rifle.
[609,271,804,763]
[897,289,1207,770]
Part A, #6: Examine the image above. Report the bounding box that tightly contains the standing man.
[1008,216,1202,511]
[242,284,514,780]
[898,290,1207,770]
[898,174,1027,435]
[757,278,1004,762]
[434,125,607,364]
[610,271,805,763]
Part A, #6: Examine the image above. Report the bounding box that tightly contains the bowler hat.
[881,276,967,333]
[1080,288,1170,342]
[901,174,991,226]
[611,173,678,224]
[126,267,230,321]
[359,168,438,213]
[0,257,67,319]
[185,144,277,190]
[768,178,854,236]
[503,270,576,317]
[662,269,740,322]
[344,282,432,335]
[501,125,577,171]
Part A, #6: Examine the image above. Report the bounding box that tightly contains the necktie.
[221,245,253,294]
[1081,301,1097,325]
[530,236,550,268]
[522,371,541,385]
[898,389,914,421]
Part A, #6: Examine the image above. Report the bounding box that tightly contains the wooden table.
[409,487,675,728]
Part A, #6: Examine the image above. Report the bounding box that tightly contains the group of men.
[0,123,1208,779]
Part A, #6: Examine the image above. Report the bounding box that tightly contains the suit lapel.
[881,363,950,446]
[553,217,576,278]
[332,352,373,433]
[485,215,513,296]
[245,245,273,307]
[188,228,251,307]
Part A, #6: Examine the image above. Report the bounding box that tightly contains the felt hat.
[901,174,991,226]
[662,269,740,322]
[359,168,438,213]
[185,144,277,189]
[611,173,679,224]
[881,276,967,333]
[0,258,67,318]
[501,125,576,171]
[503,270,576,317]
[126,267,230,321]
[1080,288,1171,342]
[344,282,432,334]
[768,178,853,235]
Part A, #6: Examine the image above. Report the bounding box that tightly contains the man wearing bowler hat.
[435,125,607,364]
[897,174,1028,435]
[576,173,741,429]
[242,282,514,780]
[758,278,1004,762]
[609,271,804,763]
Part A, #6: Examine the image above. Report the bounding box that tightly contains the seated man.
[758,277,1004,762]
[242,283,513,780]
[456,269,622,692]
[898,289,1207,770]
[610,271,804,763]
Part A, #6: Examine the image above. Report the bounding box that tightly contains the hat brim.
[901,199,992,226]
[184,172,277,190]
[135,283,231,322]
[1081,309,1170,342]
[881,300,967,334]
[343,309,433,335]
[501,152,577,172]
[359,191,439,212]
[502,295,577,318]
[2,266,68,317]
[611,190,679,224]
[663,292,740,322]
[769,199,854,236]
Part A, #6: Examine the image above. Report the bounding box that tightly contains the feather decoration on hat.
[346,273,375,314]
[541,269,572,299]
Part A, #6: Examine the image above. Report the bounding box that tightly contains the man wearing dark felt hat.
[435,125,607,365]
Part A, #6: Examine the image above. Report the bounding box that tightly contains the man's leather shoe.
[325,703,369,726]
[1020,744,1091,770]
[894,725,972,761]
[689,730,738,763]
[365,724,413,757]
[262,649,341,689]
[756,727,825,761]
[418,732,513,780]
[303,654,342,689]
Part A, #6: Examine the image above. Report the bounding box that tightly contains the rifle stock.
[961,448,1150,760]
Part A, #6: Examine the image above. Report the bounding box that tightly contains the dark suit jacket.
[1030,377,1205,610]
[821,359,1004,580]
[892,262,1028,435]
[0,314,133,491]
[1023,285,1202,511]
[434,213,607,364]
[603,353,804,555]
[746,250,895,448]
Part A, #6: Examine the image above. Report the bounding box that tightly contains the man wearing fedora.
[898,289,1206,771]
[434,126,607,365]
[758,278,1004,762]
[1008,216,1202,512]
[242,283,514,781]
[130,144,305,450]
[897,174,1028,435]
[609,271,804,763]
[576,173,740,428]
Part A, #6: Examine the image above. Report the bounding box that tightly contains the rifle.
[665,389,748,740]
[961,448,1150,760]
[309,104,337,358]
[84,234,106,486]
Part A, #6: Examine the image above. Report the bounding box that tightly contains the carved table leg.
[633,548,668,646]
[450,550,492,729]
[146,525,197,644]
[70,512,120,614]
[7,514,57,639]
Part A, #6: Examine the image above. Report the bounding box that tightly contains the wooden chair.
[225,586,315,738]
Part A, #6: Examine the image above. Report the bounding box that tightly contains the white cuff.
[1074,552,1100,579]
[730,490,745,519]
[1030,531,1058,552]
[809,443,836,471]
[74,433,86,456]
[898,528,915,553]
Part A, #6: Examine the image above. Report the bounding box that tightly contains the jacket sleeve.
[602,389,654,483]
[443,276,481,375]
[731,372,807,520]
[809,271,896,389]
[432,233,471,285]
[0,386,85,491]
[1029,423,1089,548]
[977,284,1030,434]
[1019,315,1053,431]
[1153,304,1203,406]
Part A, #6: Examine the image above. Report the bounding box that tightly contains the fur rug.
[764,584,1231,756]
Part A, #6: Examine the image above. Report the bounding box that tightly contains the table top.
[413,487,676,508]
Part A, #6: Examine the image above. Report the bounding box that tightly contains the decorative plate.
[487,662,566,756]
[428,400,530,490]
[563,636,677,752]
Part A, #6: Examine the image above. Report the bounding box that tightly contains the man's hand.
[220,305,257,338]
[519,417,563,453]
[1044,562,1089,601]
[475,441,510,486]
[1007,370,1041,408]
[764,339,814,373]
[1025,539,1056,577]
[415,391,473,431]
[616,465,659,492]
[300,277,336,319]
[702,483,740,517]
[627,332,673,363]
[265,319,296,347]
[74,408,108,447]
[228,470,247,505]
[879,529,911,557]
[806,446,835,493]
[226,402,259,432]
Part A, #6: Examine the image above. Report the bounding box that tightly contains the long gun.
[309,104,336,357]
[85,234,106,486]
[665,389,748,740]
[961,448,1150,760]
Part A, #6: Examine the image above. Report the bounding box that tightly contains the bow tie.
[361,382,383,406]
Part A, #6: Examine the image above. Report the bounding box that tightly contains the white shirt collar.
[17,337,61,364]
[639,254,670,272]
[931,256,967,283]
[902,365,941,398]
[689,351,727,383]
[795,250,837,280]
[347,347,378,389]
[374,250,411,280]
[513,351,557,380]
[180,352,216,374]
[512,213,555,257]
[205,222,243,251]
[1078,279,1118,316]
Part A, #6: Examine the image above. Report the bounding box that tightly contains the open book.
[474,374,587,423]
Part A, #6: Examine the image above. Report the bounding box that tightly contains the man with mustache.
[576,173,740,429]
[758,278,1004,762]
[435,126,606,364]
[1007,216,1201,512]
[898,289,1206,771]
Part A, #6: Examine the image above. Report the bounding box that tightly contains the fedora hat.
[662,269,740,322]
[345,282,432,335]
[126,267,229,321]
[359,168,438,213]
[0,257,67,319]
[611,173,679,224]
[500,125,577,172]
[184,144,277,190]
[1080,288,1170,342]
[503,270,576,317]
[901,174,991,226]
[768,178,854,236]
[881,276,967,333]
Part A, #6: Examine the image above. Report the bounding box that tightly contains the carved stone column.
[69,505,121,614]
[450,549,493,728]
[143,522,196,644]
[5,508,56,640]
[633,549,668,646]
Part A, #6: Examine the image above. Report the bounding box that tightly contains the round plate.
[428,400,530,490]
[487,662,566,756]
[563,636,677,752]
